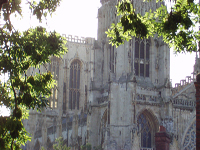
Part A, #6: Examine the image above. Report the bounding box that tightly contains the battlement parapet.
[172,76,195,96]
[62,34,95,44]
[172,99,195,109]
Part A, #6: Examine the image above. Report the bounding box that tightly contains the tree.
[0,0,67,149]
[106,0,200,52]
[53,137,70,150]
[81,143,92,150]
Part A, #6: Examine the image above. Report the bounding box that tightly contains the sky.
[0,0,198,115]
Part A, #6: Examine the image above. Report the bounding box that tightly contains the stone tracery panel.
[134,38,150,78]
[161,116,174,134]
[183,121,196,150]
[136,109,159,149]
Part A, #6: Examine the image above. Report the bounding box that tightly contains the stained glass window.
[110,45,115,73]
[134,38,150,77]
[135,39,139,58]
[140,41,144,59]
[69,60,81,110]
[134,62,139,76]
[138,114,152,148]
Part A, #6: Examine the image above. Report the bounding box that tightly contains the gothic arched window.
[137,113,153,148]
[134,38,150,77]
[69,60,81,110]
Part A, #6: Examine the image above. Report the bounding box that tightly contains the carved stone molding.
[161,116,174,135]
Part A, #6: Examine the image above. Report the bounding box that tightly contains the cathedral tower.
[89,0,171,149]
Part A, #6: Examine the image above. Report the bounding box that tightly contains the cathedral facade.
[23,0,196,149]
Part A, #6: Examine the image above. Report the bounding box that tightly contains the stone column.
[155,126,170,150]
[194,73,200,150]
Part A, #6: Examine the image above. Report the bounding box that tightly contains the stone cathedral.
[23,0,197,150]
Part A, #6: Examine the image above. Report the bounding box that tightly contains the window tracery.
[49,80,58,109]
[137,113,153,148]
[134,38,150,77]
[69,60,81,110]
[183,121,196,150]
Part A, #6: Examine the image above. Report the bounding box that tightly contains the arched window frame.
[69,59,81,110]
[134,38,150,77]
[137,110,158,149]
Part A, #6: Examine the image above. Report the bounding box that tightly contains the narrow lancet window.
[138,113,152,148]
[69,60,81,110]
[134,38,150,77]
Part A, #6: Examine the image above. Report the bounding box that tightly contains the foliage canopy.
[106,0,200,52]
[0,0,67,149]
